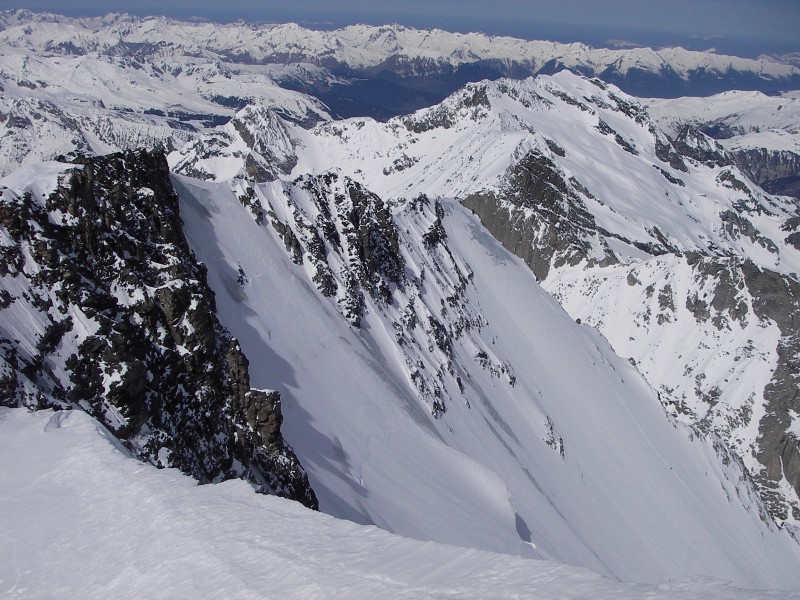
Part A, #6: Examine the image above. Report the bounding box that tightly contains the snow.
[173,71,800,277]
[3,19,800,595]
[645,91,800,153]
[175,173,800,588]
[2,406,797,600]
[544,255,784,476]
[2,11,796,80]
[0,43,329,176]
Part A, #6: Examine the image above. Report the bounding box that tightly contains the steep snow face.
[4,407,797,600]
[171,69,800,537]
[174,168,800,587]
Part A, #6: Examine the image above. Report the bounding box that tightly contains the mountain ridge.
[2,9,799,123]
[3,13,800,592]
[169,70,800,532]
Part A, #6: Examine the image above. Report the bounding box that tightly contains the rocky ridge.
[0,149,316,508]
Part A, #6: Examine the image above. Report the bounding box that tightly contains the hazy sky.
[3,1,799,57]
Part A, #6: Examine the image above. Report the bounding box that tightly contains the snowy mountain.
[646,91,800,198]
[2,9,799,121]
[0,19,330,176]
[6,147,800,587]
[3,11,800,596]
[169,70,800,537]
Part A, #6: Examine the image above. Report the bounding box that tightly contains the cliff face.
[731,148,800,201]
[0,149,316,508]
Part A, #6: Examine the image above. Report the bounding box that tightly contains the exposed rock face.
[463,150,616,281]
[169,106,299,183]
[743,264,800,521]
[264,171,406,326]
[0,149,317,508]
[731,148,800,200]
[673,126,731,169]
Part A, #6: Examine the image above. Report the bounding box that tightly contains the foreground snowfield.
[1,406,796,600]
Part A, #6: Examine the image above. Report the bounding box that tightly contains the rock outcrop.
[0,149,317,508]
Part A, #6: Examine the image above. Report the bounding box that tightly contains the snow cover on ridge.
[0,33,329,176]
[3,406,795,600]
[174,71,800,276]
[645,90,800,153]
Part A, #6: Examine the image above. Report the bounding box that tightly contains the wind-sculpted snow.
[5,407,798,599]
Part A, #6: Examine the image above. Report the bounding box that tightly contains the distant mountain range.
[2,9,800,120]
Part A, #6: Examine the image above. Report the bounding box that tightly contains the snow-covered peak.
[170,70,800,277]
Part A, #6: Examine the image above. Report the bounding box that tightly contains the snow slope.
[169,69,800,544]
[173,170,800,587]
[4,407,796,600]
[644,91,800,199]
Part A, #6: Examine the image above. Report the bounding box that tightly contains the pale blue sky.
[3,1,799,57]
